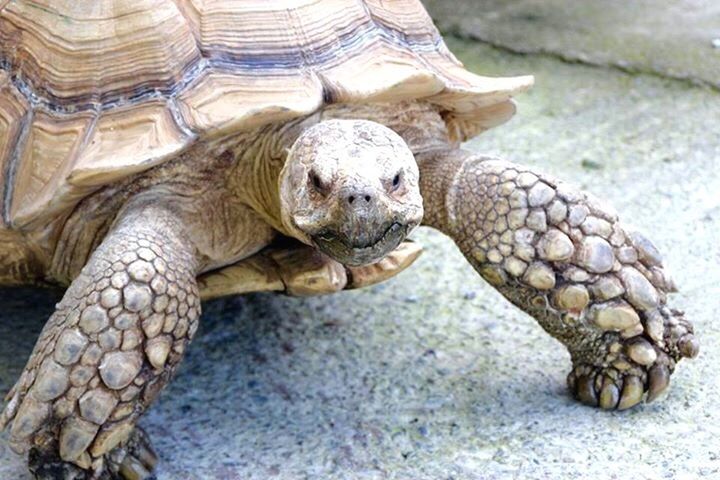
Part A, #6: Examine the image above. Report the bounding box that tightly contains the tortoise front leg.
[418,150,698,409]
[1,203,200,479]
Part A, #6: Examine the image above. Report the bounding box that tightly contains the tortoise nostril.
[346,192,373,206]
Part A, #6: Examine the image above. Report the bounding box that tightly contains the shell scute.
[0,0,532,229]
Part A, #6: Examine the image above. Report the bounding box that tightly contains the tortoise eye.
[391,172,402,190]
[312,174,323,189]
[310,171,328,194]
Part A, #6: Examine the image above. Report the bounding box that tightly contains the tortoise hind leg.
[1,204,200,479]
[418,149,698,409]
[0,228,42,286]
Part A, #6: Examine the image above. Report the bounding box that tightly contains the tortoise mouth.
[312,222,407,266]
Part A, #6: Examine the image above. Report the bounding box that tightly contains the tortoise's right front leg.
[1,203,201,479]
[419,150,699,410]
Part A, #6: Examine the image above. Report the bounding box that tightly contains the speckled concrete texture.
[424,0,720,89]
[2,14,720,480]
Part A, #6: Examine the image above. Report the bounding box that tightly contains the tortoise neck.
[226,116,319,239]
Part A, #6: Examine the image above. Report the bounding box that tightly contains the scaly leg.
[1,203,200,478]
[419,150,698,409]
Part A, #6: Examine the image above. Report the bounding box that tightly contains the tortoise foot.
[568,307,698,410]
[107,427,158,480]
[29,427,157,480]
[568,362,663,411]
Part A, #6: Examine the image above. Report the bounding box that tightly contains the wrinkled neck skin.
[229,101,451,241]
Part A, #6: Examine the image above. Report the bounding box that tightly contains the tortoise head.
[279,119,423,266]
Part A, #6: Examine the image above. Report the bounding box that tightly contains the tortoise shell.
[0,0,532,231]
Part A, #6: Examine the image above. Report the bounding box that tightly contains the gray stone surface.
[2,25,720,480]
[424,0,720,89]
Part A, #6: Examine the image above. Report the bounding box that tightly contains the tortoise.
[0,0,699,478]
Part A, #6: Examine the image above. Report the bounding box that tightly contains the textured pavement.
[424,0,720,89]
[2,2,720,479]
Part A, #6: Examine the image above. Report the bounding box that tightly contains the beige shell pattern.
[0,0,533,232]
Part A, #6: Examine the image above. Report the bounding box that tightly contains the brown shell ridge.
[0,0,203,112]
[0,59,205,118]
[162,93,195,139]
[0,75,197,229]
[1,107,32,226]
[362,2,446,55]
[0,7,448,113]
[167,0,202,53]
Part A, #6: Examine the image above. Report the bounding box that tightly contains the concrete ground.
[423,0,720,89]
[2,2,720,479]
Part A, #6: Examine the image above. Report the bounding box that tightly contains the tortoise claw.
[617,376,644,410]
[678,334,700,359]
[110,427,158,480]
[118,457,154,480]
[575,374,598,406]
[598,378,620,410]
[646,365,671,403]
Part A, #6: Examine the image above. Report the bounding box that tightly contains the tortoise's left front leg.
[1,202,201,479]
[419,150,698,409]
